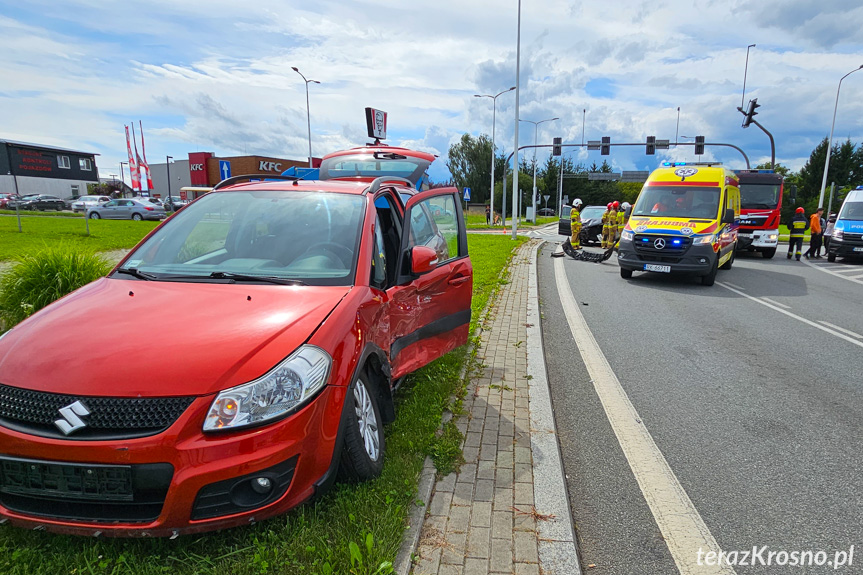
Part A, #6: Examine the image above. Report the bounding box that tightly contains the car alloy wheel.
[89,212,100,219]
[338,372,385,482]
[132,213,143,221]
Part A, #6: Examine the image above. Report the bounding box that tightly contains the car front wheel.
[89,212,100,219]
[132,213,143,221]
[339,372,385,482]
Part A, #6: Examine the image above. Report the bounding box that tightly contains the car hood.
[0,278,350,397]
[581,217,602,226]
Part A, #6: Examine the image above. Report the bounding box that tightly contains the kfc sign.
[188,152,213,186]
[365,107,387,141]
[259,161,282,172]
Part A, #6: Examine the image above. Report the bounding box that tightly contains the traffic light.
[743,98,760,128]
[601,136,610,156]
[694,135,705,155]
[646,136,655,155]
[553,137,562,157]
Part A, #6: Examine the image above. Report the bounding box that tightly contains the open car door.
[388,188,472,379]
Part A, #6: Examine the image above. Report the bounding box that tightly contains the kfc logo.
[191,164,204,171]
[259,161,282,172]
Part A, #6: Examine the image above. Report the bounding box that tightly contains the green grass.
[777,224,810,242]
[0,210,83,218]
[465,213,556,229]
[0,233,524,575]
[0,217,159,261]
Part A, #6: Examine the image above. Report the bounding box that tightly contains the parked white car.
[71,195,111,213]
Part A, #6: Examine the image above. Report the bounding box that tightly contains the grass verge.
[0,233,526,575]
[0,210,83,218]
[465,213,556,229]
[0,217,159,262]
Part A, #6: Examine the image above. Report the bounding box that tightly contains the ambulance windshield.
[632,186,721,219]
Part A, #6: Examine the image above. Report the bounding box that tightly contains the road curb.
[525,241,582,575]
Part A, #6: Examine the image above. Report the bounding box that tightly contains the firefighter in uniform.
[600,203,612,248]
[787,207,808,261]
[604,202,617,248]
[616,201,626,243]
[570,199,583,249]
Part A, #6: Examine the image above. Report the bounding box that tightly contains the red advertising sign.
[365,107,387,141]
[188,152,213,186]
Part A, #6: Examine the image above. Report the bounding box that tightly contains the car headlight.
[692,234,716,245]
[833,229,844,240]
[203,345,332,432]
[621,230,634,241]
[767,234,778,240]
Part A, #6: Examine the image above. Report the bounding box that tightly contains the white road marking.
[722,282,746,291]
[717,282,863,350]
[759,297,790,309]
[817,320,863,340]
[554,258,736,575]
[801,258,863,285]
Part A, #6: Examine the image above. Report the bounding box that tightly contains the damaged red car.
[0,173,472,536]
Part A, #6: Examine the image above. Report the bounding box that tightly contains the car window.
[407,195,460,263]
[371,215,387,289]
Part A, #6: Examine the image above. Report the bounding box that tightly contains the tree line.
[443,133,863,221]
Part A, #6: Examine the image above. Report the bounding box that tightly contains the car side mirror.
[722,208,735,224]
[410,245,438,275]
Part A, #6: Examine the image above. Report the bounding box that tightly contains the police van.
[617,163,740,286]
[827,186,863,262]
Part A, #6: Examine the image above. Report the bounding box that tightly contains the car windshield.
[580,207,605,220]
[318,152,430,186]
[632,186,721,219]
[838,201,863,221]
[119,190,366,286]
[740,183,780,210]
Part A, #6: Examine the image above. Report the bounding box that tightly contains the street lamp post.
[818,64,863,209]
[520,117,559,222]
[166,156,173,211]
[119,162,128,197]
[474,86,516,226]
[292,67,321,168]
[511,0,522,240]
[741,44,756,110]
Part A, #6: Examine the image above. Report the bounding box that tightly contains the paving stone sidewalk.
[412,240,565,575]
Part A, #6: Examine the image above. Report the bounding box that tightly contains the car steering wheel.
[300,242,354,267]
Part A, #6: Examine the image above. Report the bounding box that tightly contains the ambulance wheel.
[761,248,776,259]
[620,267,633,279]
[701,257,719,286]
[720,249,734,270]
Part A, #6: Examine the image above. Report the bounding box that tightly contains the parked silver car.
[87,198,166,221]
[71,195,111,213]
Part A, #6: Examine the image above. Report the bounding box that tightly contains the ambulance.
[617,163,740,286]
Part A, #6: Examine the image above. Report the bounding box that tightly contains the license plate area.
[853,247,863,252]
[643,264,671,273]
[0,456,133,501]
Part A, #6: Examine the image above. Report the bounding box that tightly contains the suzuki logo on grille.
[54,400,90,435]
[653,238,666,249]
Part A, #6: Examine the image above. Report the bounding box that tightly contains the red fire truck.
[735,169,783,259]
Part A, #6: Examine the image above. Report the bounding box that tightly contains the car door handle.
[448,275,470,286]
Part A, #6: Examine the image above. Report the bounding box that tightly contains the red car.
[0,174,472,536]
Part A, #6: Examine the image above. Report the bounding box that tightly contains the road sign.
[463,187,471,201]
[219,160,232,180]
[656,139,670,149]
[621,171,650,182]
[587,140,601,151]
[543,195,550,203]
[588,172,621,181]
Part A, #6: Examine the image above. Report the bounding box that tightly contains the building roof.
[0,139,100,157]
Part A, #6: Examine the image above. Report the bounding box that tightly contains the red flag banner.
[139,121,155,191]
[131,123,145,192]
[125,125,141,192]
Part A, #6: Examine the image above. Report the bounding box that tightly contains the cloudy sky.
[2,0,863,185]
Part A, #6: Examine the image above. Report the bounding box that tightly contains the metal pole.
[558,154,563,215]
[741,44,756,109]
[675,107,680,145]
[818,65,863,209]
[532,124,537,223]
[5,145,22,232]
[491,98,496,224]
[827,182,835,217]
[502,158,507,227]
[166,156,173,211]
[581,109,585,146]
[292,67,320,168]
[511,0,521,240]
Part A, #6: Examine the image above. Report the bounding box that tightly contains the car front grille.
[0,383,195,440]
[633,234,693,255]
[842,232,863,242]
[0,455,172,523]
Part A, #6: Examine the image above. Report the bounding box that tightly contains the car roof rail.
[366,176,414,195]
[212,174,299,191]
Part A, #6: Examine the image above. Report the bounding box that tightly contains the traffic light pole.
[749,119,775,170]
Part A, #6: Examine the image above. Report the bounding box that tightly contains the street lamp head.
[311,80,320,84]
[291,66,299,72]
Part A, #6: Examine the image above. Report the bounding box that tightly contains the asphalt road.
[538,242,863,575]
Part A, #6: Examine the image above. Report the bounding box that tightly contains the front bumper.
[0,386,345,537]
[618,240,717,274]
[738,229,778,249]
[827,238,863,258]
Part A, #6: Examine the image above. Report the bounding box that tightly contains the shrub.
[0,248,112,330]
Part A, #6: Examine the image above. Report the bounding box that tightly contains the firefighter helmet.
[612,201,620,209]
[796,207,805,214]
[607,203,613,210]
[573,198,583,209]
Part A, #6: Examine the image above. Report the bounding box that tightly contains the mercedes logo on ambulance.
[653,238,666,249]
[54,400,90,435]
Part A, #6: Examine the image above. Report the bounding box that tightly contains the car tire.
[132,213,143,221]
[720,248,735,270]
[89,212,100,219]
[761,247,776,259]
[339,372,385,482]
[620,267,633,279]
[701,256,719,286]
[828,253,836,262]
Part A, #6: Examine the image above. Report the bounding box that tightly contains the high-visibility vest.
[789,215,808,238]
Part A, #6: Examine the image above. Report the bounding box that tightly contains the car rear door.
[389,188,472,379]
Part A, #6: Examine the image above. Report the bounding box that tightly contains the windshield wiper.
[208,272,306,286]
[115,268,159,281]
